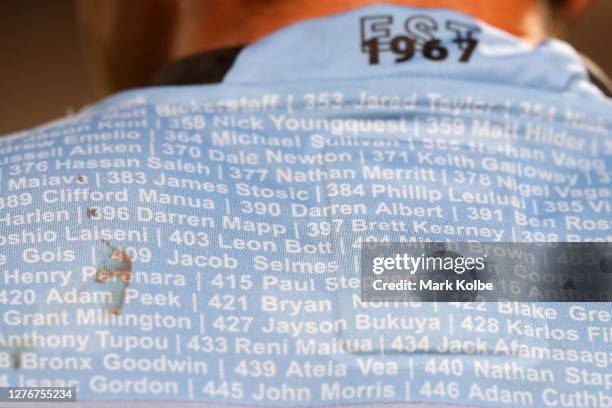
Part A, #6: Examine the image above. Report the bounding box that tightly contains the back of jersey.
[0,5,610,408]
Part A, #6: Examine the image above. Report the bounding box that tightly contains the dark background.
[0,0,610,135]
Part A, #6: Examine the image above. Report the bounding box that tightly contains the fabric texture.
[0,5,610,408]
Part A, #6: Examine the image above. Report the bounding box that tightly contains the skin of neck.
[170,0,547,58]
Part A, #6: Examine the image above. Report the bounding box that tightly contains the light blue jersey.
[0,5,611,407]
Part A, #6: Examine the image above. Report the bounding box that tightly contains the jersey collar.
[223,4,601,97]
